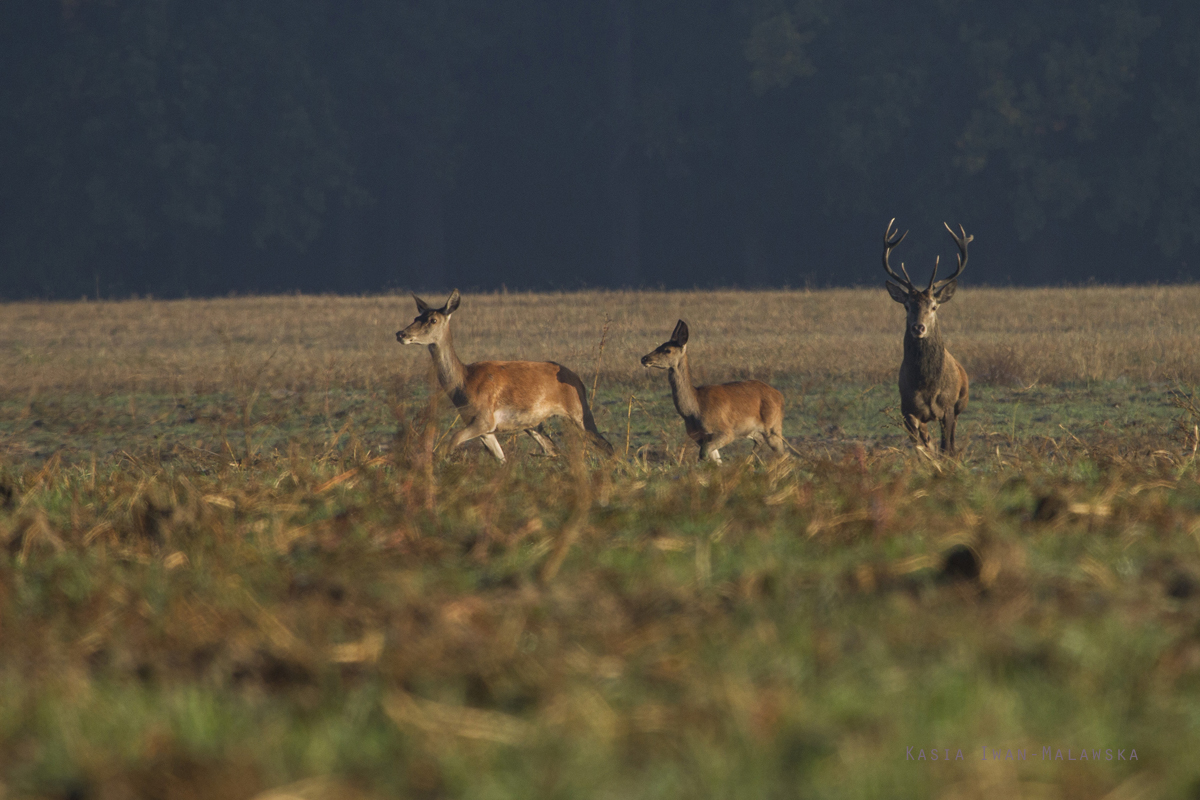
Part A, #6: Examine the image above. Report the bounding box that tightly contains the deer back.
[695,380,784,434]
[461,360,588,423]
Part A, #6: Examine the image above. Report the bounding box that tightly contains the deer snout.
[396,330,407,343]
[911,323,927,338]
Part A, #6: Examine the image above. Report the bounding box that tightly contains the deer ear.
[413,293,432,313]
[934,280,957,303]
[885,281,908,304]
[443,289,461,315]
[671,319,689,345]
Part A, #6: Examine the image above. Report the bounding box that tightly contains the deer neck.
[427,328,469,406]
[903,324,947,387]
[667,353,703,424]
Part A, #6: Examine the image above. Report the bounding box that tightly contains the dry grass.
[2,286,1198,395]
[2,288,1200,799]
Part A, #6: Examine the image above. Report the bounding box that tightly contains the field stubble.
[1,288,1200,799]
[1,286,1198,394]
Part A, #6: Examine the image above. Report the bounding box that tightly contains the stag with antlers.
[882,219,972,456]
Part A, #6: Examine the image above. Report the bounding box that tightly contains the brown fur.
[397,290,614,462]
[641,320,787,463]
[896,322,969,454]
[883,220,971,456]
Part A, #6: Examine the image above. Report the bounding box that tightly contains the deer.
[640,319,788,464]
[883,219,972,456]
[396,289,614,463]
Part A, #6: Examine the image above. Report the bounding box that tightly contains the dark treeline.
[2,0,1198,298]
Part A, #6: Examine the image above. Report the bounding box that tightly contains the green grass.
[4,378,1182,464]
[2,376,1200,799]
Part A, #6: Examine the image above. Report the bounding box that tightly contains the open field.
[2,288,1200,799]
[3,286,1199,394]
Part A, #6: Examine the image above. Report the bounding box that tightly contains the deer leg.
[941,413,958,457]
[479,434,506,463]
[526,426,559,457]
[700,431,735,464]
[904,414,932,450]
[748,430,786,460]
[564,406,615,456]
[450,415,504,462]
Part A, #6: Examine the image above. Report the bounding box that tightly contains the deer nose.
[912,323,926,337]
[396,331,405,342]
[640,355,650,366]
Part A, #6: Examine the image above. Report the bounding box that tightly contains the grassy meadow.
[2,287,1200,799]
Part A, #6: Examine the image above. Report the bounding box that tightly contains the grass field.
[2,288,1200,799]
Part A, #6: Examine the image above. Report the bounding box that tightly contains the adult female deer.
[396,290,614,462]
[640,319,787,463]
[883,219,971,456]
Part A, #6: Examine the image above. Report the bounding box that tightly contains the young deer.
[883,219,971,456]
[396,290,614,462]
[640,320,787,463]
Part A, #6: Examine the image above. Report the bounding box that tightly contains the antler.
[935,222,972,290]
[883,218,915,290]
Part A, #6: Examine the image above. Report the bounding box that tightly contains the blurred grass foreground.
[1,288,1200,799]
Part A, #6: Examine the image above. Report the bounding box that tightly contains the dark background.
[2,0,1197,298]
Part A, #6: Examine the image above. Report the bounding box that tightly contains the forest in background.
[2,0,1199,298]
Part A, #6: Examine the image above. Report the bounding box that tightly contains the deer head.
[397,289,461,345]
[883,220,971,340]
[640,319,689,369]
